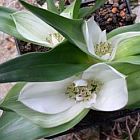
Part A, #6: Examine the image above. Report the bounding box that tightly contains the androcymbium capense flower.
[83,17,140,60]
[19,63,128,126]
[11,11,71,48]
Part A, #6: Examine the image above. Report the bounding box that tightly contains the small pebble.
[112,7,118,13]
[120,10,126,17]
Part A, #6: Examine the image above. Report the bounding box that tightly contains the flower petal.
[109,32,140,60]
[82,63,126,83]
[100,30,107,43]
[11,11,58,47]
[83,16,102,56]
[82,63,128,111]
[19,76,77,114]
[73,79,88,87]
[92,78,128,111]
[60,12,72,19]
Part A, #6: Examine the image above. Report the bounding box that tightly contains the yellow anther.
[46,32,64,44]
[66,80,103,102]
[95,42,112,57]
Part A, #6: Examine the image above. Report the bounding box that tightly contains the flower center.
[66,79,102,102]
[46,32,64,45]
[95,42,112,58]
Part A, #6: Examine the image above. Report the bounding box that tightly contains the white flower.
[11,11,71,48]
[83,16,140,60]
[19,63,128,125]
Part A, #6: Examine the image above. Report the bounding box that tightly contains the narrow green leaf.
[61,0,81,18]
[0,110,88,140]
[79,6,92,18]
[111,62,140,75]
[0,83,89,128]
[107,23,140,39]
[0,41,92,83]
[59,0,65,12]
[19,0,89,54]
[79,0,106,18]
[115,36,140,59]
[115,56,140,65]
[0,6,25,40]
[126,71,140,109]
[46,0,59,14]
[70,0,81,19]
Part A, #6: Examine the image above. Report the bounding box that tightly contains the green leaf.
[115,36,140,59]
[46,0,59,14]
[126,71,140,109]
[0,83,89,128]
[0,41,92,83]
[19,0,89,54]
[0,6,25,40]
[59,0,65,12]
[115,56,140,65]
[65,0,81,19]
[111,62,140,75]
[79,0,106,18]
[107,23,140,39]
[79,6,92,18]
[0,110,88,140]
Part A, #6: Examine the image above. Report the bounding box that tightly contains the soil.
[16,40,50,54]
[82,0,137,32]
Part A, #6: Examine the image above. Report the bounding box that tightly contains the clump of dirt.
[16,40,50,54]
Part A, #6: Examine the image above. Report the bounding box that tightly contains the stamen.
[66,80,102,102]
[95,42,112,57]
[46,32,64,45]
[53,33,64,42]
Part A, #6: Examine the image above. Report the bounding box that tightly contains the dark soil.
[83,0,136,32]
[16,40,50,54]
